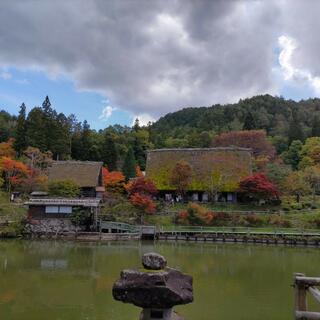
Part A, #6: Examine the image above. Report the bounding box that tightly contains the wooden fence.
[294,273,320,319]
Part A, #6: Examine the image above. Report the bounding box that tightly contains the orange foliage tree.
[102,167,125,193]
[0,139,16,158]
[0,157,29,192]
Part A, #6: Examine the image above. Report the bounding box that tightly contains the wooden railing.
[294,273,320,319]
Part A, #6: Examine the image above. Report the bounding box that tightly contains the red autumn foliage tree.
[170,160,193,197]
[125,176,158,196]
[102,167,125,193]
[239,173,279,202]
[129,193,156,215]
[213,130,276,160]
[0,157,29,192]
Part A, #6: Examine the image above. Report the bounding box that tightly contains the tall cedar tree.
[288,111,304,143]
[80,120,91,160]
[26,107,47,151]
[14,103,27,156]
[122,147,136,181]
[102,132,118,171]
[242,112,256,130]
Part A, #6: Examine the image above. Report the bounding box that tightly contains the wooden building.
[145,147,252,203]
[26,198,101,233]
[48,161,105,198]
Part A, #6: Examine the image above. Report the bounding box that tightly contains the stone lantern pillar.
[112,252,193,320]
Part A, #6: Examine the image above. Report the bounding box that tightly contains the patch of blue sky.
[0,67,132,129]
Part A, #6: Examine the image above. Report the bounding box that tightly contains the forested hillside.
[1,94,320,171]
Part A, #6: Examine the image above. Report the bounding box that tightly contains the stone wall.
[25,218,82,234]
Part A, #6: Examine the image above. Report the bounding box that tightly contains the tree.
[48,180,80,197]
[170,160,193,198]
[23,147,52,169]
[283,171,311,203]
[122,147,136,181]
[129,193,156,215]
[80,120,91,160]
[14,103,27,156]
[303,166,320,203]
[265,162,291,191]
[242,112,256,130]
[281,140,303,170]
[0,139,16,158]
[311,115,320,137]
[102,167,125,193]
[299,137,320,169]
[213,130,276,159]
[102,132,118,171]
[125,176,157,197]
[19,168,48,193]
[288,117,304,144]
[26,107,47,151]
[239,173,279,202]
[0,157,29,193]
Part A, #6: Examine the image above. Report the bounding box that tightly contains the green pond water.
[0,240,319,320]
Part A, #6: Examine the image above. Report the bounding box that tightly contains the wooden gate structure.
[294,273,320,319]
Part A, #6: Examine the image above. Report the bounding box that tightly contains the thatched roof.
[145,148,252,192]
[48,161,103,187]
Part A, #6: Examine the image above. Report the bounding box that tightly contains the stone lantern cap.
[112,252,193,309]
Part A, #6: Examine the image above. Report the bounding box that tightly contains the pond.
[0,240,319,320]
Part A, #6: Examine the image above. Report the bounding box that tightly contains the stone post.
[112,252,193,320]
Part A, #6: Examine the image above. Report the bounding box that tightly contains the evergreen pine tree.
[288,119,304,144]
[80,120,91,160]
[26,107,47,151]
[311,115,320,137]
[14,103,27,156]
[243,112,256,130]
[122,147,136,180]
[102,132,118,171]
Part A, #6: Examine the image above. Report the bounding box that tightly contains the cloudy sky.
[0,0,320,129]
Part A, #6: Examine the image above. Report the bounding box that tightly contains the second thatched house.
[145,147,252,203]
[48,161,105,198]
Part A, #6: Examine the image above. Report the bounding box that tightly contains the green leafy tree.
[311,115,320,137]
[282,140,303,170]
[48,179,80,197]
[122,147,136,181]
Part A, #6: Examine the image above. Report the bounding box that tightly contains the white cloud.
[132,113,155,127]
[99,105,116,121]
[278,35,320,93]
[0,71,12,80]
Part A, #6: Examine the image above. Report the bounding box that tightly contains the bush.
[48,179,80,197]
[243,214,264,227]
[268,215,292,228]
[177,203,214,226]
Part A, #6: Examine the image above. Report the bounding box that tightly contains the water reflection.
[0,240,319,320]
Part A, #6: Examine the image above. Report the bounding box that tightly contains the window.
[45,206,59,213]
[59,206,72,214]
[45,206,72,214]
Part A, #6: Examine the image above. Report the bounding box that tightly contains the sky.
[1,0,320,129]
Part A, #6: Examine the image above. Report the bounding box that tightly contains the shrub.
[243,214,264,227]
[177,203,214,226]
[268,215,292,228]
[129,193,156,215]
[48,179,80,197]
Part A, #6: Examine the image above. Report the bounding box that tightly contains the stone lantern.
[112,252,193,320]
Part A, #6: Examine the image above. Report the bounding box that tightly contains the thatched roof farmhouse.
[145,147,252,202]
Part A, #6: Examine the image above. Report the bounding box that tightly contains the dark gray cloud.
[0,0,316,119]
